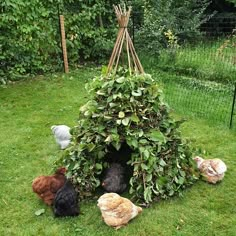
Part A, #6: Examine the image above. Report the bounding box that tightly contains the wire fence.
[154,75,235,128]
[129,14,236,128]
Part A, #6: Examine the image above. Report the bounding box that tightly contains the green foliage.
[63,0,117,64]
[58,69,198,203]
[0,0,61,81]
[136,0,212,56]
[0,0,117,81]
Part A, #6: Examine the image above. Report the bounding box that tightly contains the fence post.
[59,15,69,73]
[229,82,236,128]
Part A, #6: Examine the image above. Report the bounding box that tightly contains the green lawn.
[0,68,236,235]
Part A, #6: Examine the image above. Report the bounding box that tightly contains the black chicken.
[102,163,127,194]
[53,180,79,217]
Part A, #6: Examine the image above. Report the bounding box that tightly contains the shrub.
[0,0,61,81]
[0,0,118,81]
[135,0,212,56]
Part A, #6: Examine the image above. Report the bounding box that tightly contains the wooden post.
[59,15,69,73]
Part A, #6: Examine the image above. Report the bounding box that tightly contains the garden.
[1,0,236,235]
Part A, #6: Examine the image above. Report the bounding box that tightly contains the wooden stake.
[107,5,144,75]
[59,15,69,73]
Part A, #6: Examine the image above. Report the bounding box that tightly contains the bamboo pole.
[59,15,69,73]
[107,5,144,75]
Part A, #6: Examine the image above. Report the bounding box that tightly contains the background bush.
[1,0,235,82]
[0,0,120,81]
[135,0,212,57]
[0,0,61,81]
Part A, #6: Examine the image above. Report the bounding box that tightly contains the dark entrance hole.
[100,142,134,193]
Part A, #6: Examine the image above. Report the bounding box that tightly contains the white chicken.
[193,156,227,184]
[51,125,71,149]
[97,193,142,229]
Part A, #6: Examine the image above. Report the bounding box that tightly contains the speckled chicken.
[101,163,127,194]
[193,156,227,184]
[51,125,71,149]
[32,167,67,205]
[97,193,142,229]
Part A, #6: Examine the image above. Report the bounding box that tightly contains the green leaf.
[73,163,80,170]
[104,115,113,120]
[178,176,185,184]
[131,139,138,148]
[130,114,140,123]
[118,111,125,118]
[116,119,122,125]
[35,209,45,216]
[101,65,108,75]
[138,130,144,137]
[95,163,103,170]
[146,174,152,182]
[94,178,101,187]
[141,163,149,170]
[143,150,150,158]
[169,190,175,196]
[107,96,113,102]
[139,139,148,144]
[116,77,125,83]
[96,90,105,95]
[109,102,117,108]
[144,187,152,203]
[112,142,121,151]
[148,130,166,143]
[132,89,142,96]
[159,159,166,167]
[122,117,130,126]
[87,143,96,152]
[105,135,112,143]
[84,111,91,117]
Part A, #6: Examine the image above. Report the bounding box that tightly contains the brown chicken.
[193,156,227,184]
[97,193,142,229]
[32,167,67,205]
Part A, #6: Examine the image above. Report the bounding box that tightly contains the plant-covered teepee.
[57,5,198,203]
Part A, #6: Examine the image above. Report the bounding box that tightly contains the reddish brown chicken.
[32,167,67,205]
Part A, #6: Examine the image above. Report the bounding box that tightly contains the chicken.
[53,180,79,217]
[51,125,71,149]
[102,163,127,194]
[193,156,227,184]
[32,167,67,205]
[97,193,142,229]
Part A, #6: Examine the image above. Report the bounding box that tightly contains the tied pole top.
[107,4,144,75]
[114,5,131,28]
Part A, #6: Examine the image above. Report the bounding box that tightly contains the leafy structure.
[58,70,198,203]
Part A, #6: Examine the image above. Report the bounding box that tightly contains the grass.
[1,67,236,235]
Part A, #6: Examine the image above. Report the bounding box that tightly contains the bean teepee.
[58,4,198,204]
